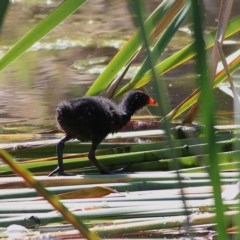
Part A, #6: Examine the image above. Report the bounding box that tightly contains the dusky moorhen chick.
[49,90,158,176]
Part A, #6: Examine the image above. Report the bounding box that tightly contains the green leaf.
[0,0,87,72]
[166,48,240,120]
[116,2,190,96]
[86,0,181,96]
[0,149,102,240]
[119,15,240,94]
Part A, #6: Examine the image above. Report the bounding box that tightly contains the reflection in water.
[0,0,237,136]
[0,0,135,132]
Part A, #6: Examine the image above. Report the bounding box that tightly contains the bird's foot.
[48,167,75,176]
[100,163,132,174]
[58,171,75,176]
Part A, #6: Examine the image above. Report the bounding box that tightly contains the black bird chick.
[49,90,158,176]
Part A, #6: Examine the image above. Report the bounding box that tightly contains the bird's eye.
[135,95,139,101]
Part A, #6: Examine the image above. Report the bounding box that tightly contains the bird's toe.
[109,163,132,174]
[58,171,75,176]
[48,167,75,176]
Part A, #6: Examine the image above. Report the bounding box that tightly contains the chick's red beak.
[148,97,158,106]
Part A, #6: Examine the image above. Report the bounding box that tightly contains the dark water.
[0,0,239,138]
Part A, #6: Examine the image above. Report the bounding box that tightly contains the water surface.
[0,0,238,139]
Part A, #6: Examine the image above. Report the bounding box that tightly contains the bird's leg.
[48,135,73,176]
[88,142,110,174]
[89,141,131,174]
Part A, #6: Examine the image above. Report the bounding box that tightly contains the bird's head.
[121,90,158,115]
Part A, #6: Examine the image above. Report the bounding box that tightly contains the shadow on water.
[0,0,238,136]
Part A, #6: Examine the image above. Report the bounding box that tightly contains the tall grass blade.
[166,48,240,120]
[191,1,227,239]
[86,0,183,96]
[0,149,102,240]
[117,2,190,96]
[131,0,192,236]
[120,15,240,100]
[183,0,236,123]
[0,0,87,72]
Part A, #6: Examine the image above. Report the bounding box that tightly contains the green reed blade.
[191,1,227,239]
[0,149,102,240]
[86,0,182,96]
[0,0,87,72]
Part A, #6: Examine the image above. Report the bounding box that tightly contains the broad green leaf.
[166,49,240,120]
[119,15,240,94]
[86,0,184,96]
[0,0,87,71]
[114,15,240,122]
[0,149,102,240]
[191,1,227,239]
[116,2,190,96]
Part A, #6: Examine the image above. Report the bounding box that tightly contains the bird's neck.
[119,99,136,118]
